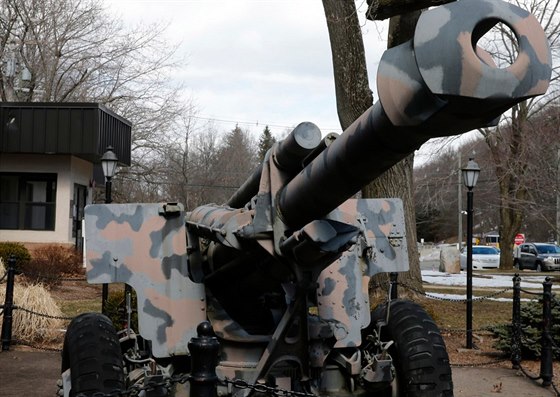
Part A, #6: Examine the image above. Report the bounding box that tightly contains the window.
[0,173,57,231]
[535,244,560,254]
[473,246,499,255]
[483,235,500,247]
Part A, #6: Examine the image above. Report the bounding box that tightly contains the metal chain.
[399,282,512,302]
[517,363,542,381]
[73,373,191,397]
[19,270,86,282]
[64,373,316,397]
[519,288,544,296]
[0,271,7,283]
[509,315,555,394]
[223,378,317,397]
[14,339,62,352]
[14,305,75,320]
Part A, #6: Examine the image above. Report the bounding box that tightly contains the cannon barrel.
[277,0,551,228]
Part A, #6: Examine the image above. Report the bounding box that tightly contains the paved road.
[0,349,556,397]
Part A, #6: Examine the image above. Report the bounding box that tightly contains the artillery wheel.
[61,312,125,396]
[366,299,453,397]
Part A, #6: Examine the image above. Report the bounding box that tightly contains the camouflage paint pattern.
[187,204,253,250]
[84,203,206,358]
[277,0,552,228]
[317,198,407,348]
[379,0,551,127]
[80,0,552,390]
[415,0,551,99]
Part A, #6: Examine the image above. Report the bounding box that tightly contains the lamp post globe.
[101,146,118,204]
[462,158,480,190]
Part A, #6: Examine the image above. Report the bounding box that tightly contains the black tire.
[367,299,453,397]
[61,312,125,396]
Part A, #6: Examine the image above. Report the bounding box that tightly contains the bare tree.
[476,0,560,269]
[0,0,195,203]
[414,103,560,249]
[0,0,184,102]
[365,0,560,270]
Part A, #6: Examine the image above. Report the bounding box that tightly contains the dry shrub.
[0,283,65,345]
[22,245,83,287]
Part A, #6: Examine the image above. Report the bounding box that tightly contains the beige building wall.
[0,154,93,245]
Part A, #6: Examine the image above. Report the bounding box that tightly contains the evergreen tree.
[213,125,257,203]
[258,125,276,161]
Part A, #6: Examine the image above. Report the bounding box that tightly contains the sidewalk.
[0,349,556,397]
[453,366,556,396]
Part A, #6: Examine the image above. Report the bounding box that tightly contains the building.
[0,102,131,250]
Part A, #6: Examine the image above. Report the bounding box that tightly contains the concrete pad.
[453,366,556,396]
[0,349,557,397]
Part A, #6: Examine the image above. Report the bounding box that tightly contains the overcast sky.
[104,0,389,140]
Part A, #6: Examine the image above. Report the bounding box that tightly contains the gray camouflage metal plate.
[84,203,206,358]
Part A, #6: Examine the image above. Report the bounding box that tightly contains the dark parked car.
[514,243,560,271]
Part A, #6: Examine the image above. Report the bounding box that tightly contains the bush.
[0,242,31,272]
[21,245,83,288]
[105,287,138,332]
[492,298,560,360]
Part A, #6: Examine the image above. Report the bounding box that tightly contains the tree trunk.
[322,0,373,128]
[322,1,424,295]
[484,102,530,271]
[362,10,424,295]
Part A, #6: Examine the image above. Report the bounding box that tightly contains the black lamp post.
[462,157,480,349]
[100,146,118,314]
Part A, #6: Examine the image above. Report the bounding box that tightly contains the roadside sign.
[514,233,525,245]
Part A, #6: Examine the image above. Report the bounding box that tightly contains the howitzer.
[62,1,551,396]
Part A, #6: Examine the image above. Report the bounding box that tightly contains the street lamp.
[100,146,118,314]
[101,146,118,204]
[462,157,480,349]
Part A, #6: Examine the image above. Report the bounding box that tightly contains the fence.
[386,271,559,395]
[1,255,559,396]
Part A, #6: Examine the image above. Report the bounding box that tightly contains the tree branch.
[366,0,456,20]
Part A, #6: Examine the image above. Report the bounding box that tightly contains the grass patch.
[59,299,100,318]
[418,296,511,330]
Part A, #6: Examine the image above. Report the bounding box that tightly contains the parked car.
[514,242,560,271]
[460,245,501,270]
